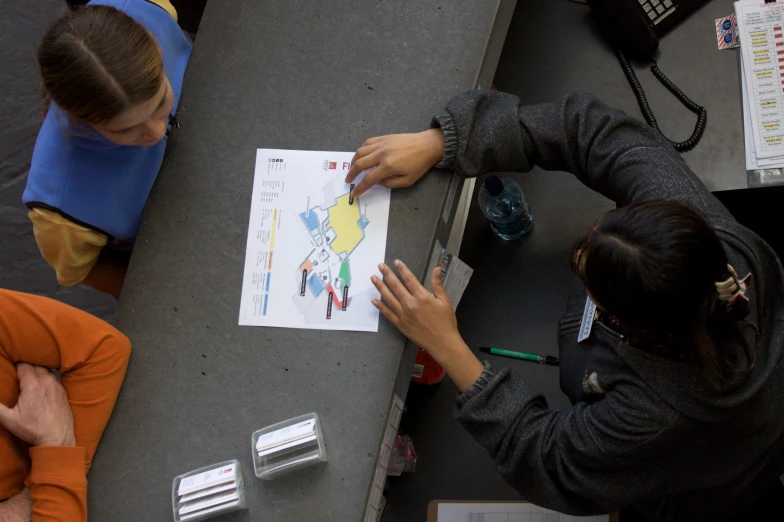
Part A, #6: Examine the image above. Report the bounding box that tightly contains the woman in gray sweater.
[347,90,784,521]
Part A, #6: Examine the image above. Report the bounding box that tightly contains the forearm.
[432,90,730,217]
[29,447,87,522]
[431,335,485,392]
[0,290,132,471]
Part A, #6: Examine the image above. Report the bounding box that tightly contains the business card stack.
[172,460,246,521]
[252,413,327,479]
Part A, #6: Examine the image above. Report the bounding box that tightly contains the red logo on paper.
[225,467,232,472]
[342,162,350,170]
[329,162,337,170]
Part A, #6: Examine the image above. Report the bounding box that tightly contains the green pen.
[479,347,559,366]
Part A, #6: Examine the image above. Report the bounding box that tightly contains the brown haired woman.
[347,91,784,520]
[23,0,191,299]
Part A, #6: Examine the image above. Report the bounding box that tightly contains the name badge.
[578,297,597,343]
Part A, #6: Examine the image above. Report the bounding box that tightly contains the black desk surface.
[86,0,515,521]
[494,0,747,192]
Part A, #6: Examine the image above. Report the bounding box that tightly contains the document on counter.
[433,502,610,522]
[239,149,390,331]
[736,0,784,165]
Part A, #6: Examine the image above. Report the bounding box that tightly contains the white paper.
[436,502,609,522]
[178,491,239,516]
[256,418,316,451]
[423,242,474,311]
[177,464,237,496]
[735,0,784,161]
[179,500,241,521]
[179,481,236,503]
[239,149,391,331]
[441,253,473,308]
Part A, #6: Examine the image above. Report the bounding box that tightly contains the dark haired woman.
[348,91,784,521]
[23,0,191,298]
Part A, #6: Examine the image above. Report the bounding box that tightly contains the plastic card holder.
[172,460,246,521]
[252,413,327,479]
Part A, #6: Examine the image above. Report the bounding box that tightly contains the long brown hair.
[38,5,163,124]
[570,201,749,390]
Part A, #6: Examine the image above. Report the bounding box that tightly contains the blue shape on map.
[358,216,370,230]
[300,210,320,231]
[307,275,325,297]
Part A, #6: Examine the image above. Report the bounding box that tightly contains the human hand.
[0,488,32,522]
[345,129,445,197]
[371,260,461,360]
[0,363,75,448]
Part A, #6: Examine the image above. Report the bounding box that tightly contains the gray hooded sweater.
[431,90,784,521]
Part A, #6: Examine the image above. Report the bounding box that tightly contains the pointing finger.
[352,166,389,198]
[346,144,378,182]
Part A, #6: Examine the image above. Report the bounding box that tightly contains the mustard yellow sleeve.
[28,209,108,287]
[147,0,178,21]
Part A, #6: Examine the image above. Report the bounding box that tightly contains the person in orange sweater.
[0,289,131,521]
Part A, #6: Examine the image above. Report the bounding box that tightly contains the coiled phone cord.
[615,48,707,153]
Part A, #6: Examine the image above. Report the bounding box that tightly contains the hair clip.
[715,264,751,312]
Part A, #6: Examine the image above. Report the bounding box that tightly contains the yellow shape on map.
[328,193,363,255]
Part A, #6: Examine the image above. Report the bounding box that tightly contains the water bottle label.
[492,213,532,236]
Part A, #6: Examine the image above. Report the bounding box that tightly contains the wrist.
[429,332,469,365]
[38,432,75,448]
[436,339,485,393]
[422,128,444,166]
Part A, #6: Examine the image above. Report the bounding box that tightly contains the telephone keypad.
[639,0,677,25]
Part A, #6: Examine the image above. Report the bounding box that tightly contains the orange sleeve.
[28,447,87,522]
[0,289,131,492]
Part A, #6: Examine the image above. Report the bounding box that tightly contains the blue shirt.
[23,0,192,244]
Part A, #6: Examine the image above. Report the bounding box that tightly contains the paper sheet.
[436,503,609,522]
[423,241,474,311]
[736,0,784,166]
[239,149,390,331]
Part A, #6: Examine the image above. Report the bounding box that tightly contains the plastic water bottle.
[478,175,533,240]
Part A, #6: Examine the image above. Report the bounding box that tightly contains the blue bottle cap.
[484,175,503,196]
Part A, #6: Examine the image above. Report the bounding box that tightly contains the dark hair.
[570,201,749,389]
[37,5,163,124]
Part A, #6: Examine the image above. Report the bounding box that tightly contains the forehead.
[103,78,166,131]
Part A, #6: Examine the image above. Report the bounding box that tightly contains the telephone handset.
[586,0,707,152]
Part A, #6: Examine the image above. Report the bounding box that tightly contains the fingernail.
[378,263,385,271]
[371,275,378,283]
[394,259,401,267]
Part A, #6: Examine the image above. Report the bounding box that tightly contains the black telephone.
[586,0,711,152]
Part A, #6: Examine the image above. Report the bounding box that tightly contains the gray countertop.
[86,1,515,520]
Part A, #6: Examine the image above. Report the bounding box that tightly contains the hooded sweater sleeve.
[431,90,734,227]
